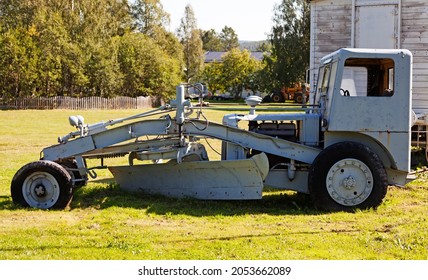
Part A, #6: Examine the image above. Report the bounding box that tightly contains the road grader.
[11,48,415,211]
[267,82,309,104]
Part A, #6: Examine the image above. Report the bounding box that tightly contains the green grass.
[0,107,428,260]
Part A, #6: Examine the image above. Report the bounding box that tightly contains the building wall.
[310,0,428,111]
[310,0,352,92]
[401,1,428,110]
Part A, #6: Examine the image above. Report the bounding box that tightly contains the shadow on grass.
[0,180,324,215]
[70,182,321,216]
[0,195,14,209]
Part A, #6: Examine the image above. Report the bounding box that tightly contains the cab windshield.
[314,61,335,105]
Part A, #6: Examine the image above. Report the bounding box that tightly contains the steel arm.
[42,119,173,161]
[42,116,321,164]
[181,120,321,164]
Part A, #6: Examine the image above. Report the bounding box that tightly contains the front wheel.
[11,160,73,209]
[308,142,388,211]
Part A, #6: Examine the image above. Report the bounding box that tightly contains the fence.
[0,96,156,110]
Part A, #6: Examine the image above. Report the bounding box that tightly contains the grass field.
[0,106,427,260]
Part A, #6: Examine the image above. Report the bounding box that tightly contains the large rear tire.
[11,160,73,209]
[294,92,304,103]
[271,92,284,103]
[308,142,388,211]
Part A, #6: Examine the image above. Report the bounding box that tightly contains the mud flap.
[109,153,269,200]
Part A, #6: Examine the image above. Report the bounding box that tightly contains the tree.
[177,4,204,83]
[201,49,262,98]
[219,26,239,51]
[0,0,38,30]
[257,41,272,52]
[118,33,181,99]
[268,0,310,90]
[131,0,184,84]
[150,29,185,74]
[221,48,262,97]
[85,36,123,97]
[200,62,224,94]
[0,26,39,97]
[0,0,183,99]
[31,0,133,96]
[34,4,87,96]
[201,29,222,51]
[131,0,170,36]
[0,1,43,97]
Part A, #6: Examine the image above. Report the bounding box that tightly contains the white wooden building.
[309,0,428,112]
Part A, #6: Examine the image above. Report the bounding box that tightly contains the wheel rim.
[22,171,60,209]
[326,158,373,206]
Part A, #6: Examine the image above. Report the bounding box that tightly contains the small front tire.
[11,160,73,209]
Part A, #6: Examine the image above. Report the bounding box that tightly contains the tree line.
[200,0,310,97]
[0,0,310,101]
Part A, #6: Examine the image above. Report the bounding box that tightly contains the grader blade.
[109,153,269,200]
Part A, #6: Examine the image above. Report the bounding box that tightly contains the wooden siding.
[310,0,352,90]
[310,0,428,111]
[401,1,428,111]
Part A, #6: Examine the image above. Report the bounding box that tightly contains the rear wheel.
[308,142,388,211]
[294,92,304,103]
[11,160,73,209]
[262,95,272,103]
[271,92,284,103]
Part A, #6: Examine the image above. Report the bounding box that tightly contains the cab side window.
[340,58,394,97]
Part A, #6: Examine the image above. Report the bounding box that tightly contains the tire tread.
[11,160,73,209]
[308,141,388,211]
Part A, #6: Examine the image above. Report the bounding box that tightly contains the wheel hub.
[343,176,357,190]
[326,159,373,206]
[22,171,60,209]
[34,184,47,197]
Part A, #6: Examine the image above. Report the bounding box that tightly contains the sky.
[160,0,281,41]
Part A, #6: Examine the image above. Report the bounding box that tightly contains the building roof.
[204,51,265,63]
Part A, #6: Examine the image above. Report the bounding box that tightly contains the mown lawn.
[0,106,427,260]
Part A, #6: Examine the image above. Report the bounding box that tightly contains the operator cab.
[313,48,411,134]
[312,48,412,174]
